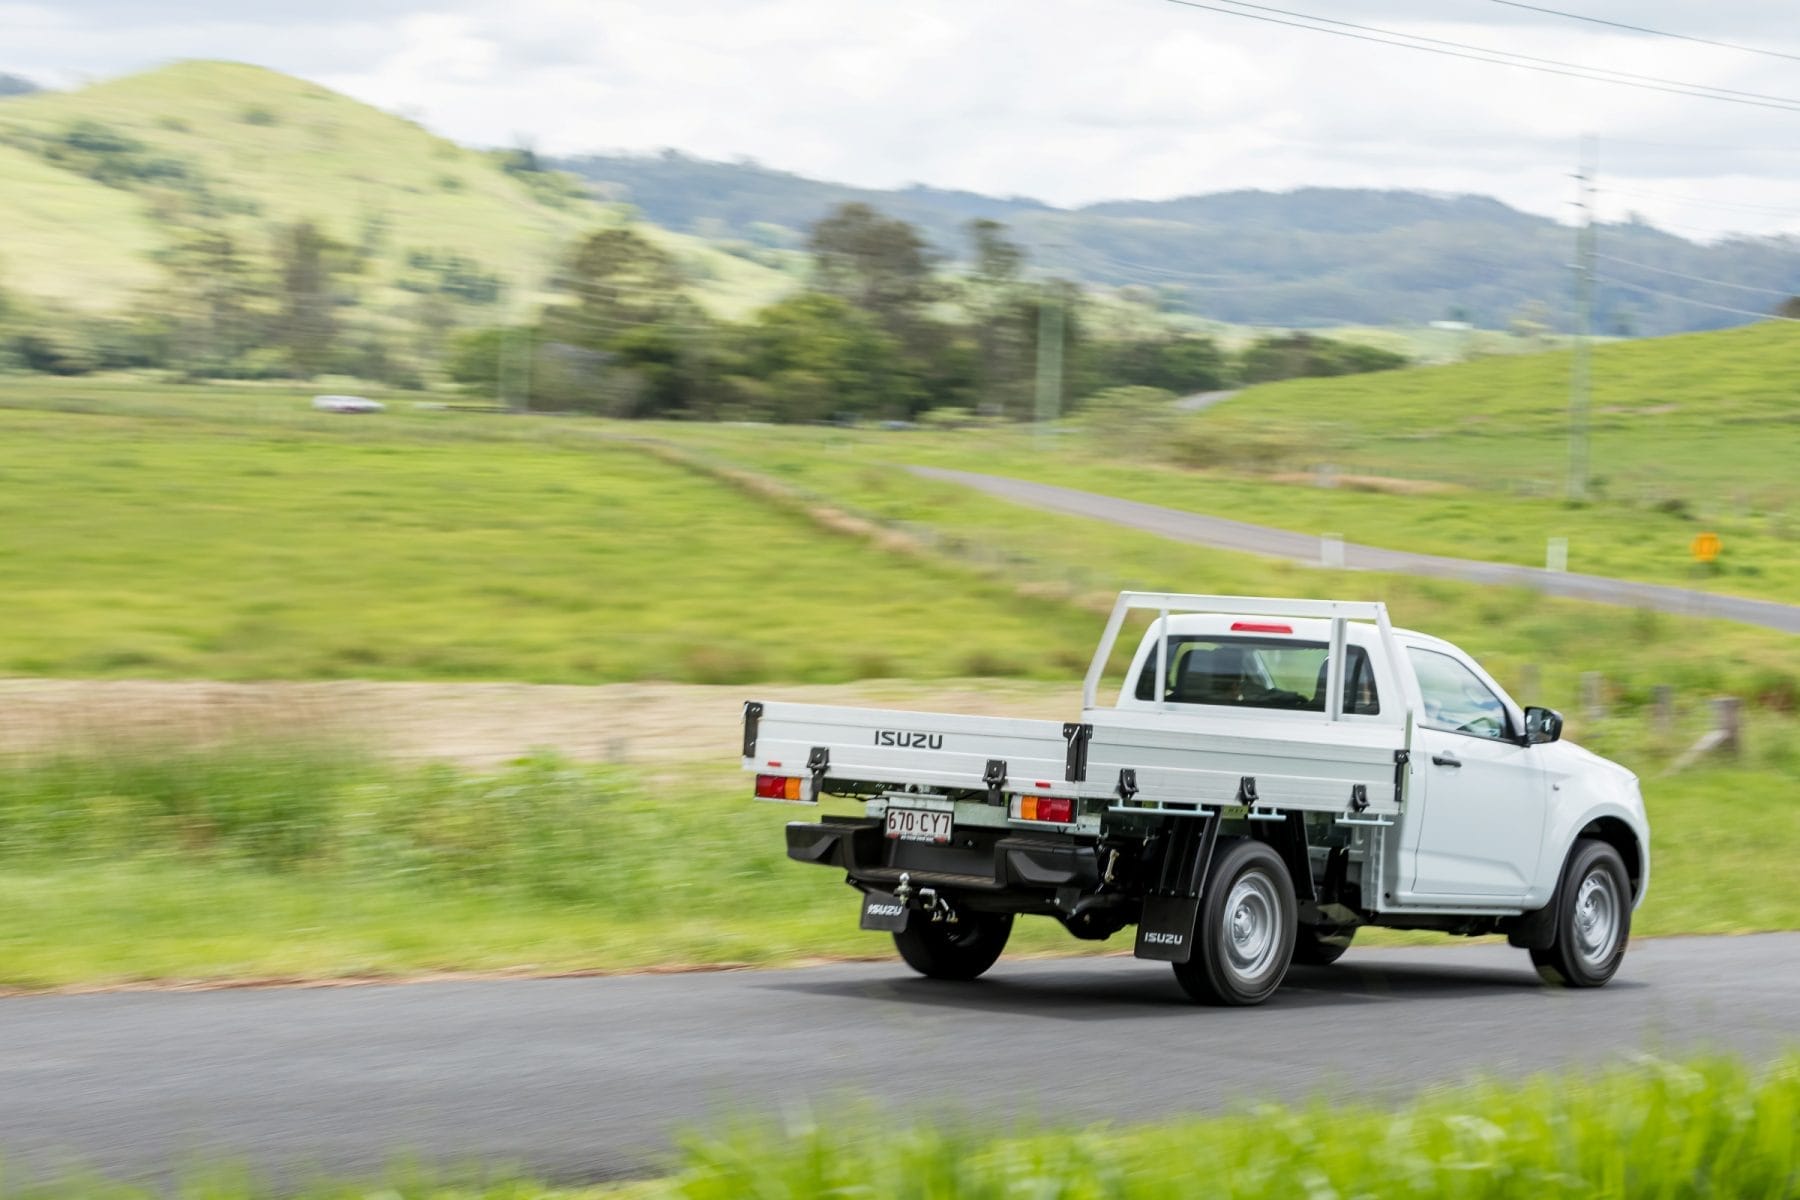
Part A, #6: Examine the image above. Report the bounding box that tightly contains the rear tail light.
[755,774,803,801]
[1013,795,1075,823]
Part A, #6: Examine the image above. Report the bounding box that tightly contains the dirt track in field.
[0,678,1074,773]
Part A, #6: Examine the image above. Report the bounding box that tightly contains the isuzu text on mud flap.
[744,592,1649,1006]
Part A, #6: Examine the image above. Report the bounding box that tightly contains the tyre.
[1291,923,1353,966]
[1530,838,1631,988]
[1171,839,1297,1006]
[893,911,1013,981]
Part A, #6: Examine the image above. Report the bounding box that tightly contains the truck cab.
[747,593,1649,1006]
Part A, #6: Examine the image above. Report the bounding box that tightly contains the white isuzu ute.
[743,593,1649,1006]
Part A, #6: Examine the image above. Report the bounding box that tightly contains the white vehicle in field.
[743,593,1648,1006]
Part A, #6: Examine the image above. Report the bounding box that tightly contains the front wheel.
[1530,838,1631,987]
[1171,839,1297,1006]
[893,911,1013,981]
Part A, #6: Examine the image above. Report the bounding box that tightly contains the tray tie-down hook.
[983,758,1008,804]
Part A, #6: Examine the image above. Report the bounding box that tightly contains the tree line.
[445,203,1407,421]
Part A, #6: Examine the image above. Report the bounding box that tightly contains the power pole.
[1035,285,1065,429]
[1567,134,1597,503]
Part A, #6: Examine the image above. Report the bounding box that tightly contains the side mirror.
[1523,706,1564,745]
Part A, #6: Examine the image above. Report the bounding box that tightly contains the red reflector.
[754,774,792,799]
[1231,621,1293,634]
[1034,781,1052,789]
[1037,797,1074,823]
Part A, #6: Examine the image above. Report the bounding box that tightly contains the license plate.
[885,806,952,844]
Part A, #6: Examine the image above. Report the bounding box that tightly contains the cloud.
[8,0,1800,239]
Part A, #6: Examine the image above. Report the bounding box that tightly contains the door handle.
[1431,752,1462,768]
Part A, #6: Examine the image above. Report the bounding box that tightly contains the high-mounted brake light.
[1013,795,1074,824]
[1231,621,1293,634]
[754,774,803,801]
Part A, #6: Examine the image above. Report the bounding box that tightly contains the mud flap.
[860,891,910,932]
[1135,893,1202,963]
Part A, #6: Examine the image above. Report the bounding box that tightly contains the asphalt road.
[911,467,1800,635]
[1,935,1794,1186]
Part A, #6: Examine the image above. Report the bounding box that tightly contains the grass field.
[660,321,1800,603]
[0,381,1096,683]
[8,1054,1795,1197]
[6,373,1795,707]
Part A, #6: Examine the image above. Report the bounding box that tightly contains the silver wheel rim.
[1572,867,1621,967]
[1223,870,1282,983]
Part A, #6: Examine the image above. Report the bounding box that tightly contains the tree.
[807,203,936,350]
[741,292,920,422]
[154,226,270,377]
[547,226,684,349]
[1779,296,1800,320]
[963,219,1031,416]
[275,221,344,377]
[532,227,725,415]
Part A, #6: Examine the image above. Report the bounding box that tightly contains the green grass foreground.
[8,1055,1797,1198]
[0,731,1795,990]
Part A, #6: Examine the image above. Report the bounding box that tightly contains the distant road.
[0,936,1793,1185]
[1173,388,1241,412]
[911,467,1800,635]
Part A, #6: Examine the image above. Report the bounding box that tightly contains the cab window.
[1408,647,1510,740]
[1134,636,1380,714]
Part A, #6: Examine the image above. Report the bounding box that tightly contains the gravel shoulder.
[0,677,1076,773]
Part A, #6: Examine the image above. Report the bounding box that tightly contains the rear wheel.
[1530,838,1631,987]
[893,911,1013,981]
[1291,923,1354,966]
[1172,839,1297,1006]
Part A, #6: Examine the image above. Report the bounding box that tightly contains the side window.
[1408,648,1510,740]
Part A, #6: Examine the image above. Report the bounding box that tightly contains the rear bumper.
[785,819,1101,895]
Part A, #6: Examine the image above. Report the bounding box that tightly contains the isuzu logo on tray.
[874,730,944,749]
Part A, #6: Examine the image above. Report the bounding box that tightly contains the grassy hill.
[658,321,1800,604]
[0,62,792,319]
[1198,321,1800,511]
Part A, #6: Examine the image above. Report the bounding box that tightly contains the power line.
[1600,184,1800,219]
[1164,0,1800,113]
[1594,252,1800,297]
[1488,1,1800,65]
[1600,276,1800,320]
[1203,0,1800,108]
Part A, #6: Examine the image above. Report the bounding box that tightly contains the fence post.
[1712,697,1742,758]
[1320,533,1345,570]
[1517,663,1540,702]
[1581,671,1606,720]
[1652,685,1675,735]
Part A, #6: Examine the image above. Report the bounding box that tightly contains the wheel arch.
[1573,815,1645,903]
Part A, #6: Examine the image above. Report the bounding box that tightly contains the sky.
[5,0,1800,240]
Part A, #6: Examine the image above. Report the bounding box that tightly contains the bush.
[1240,332,1409,383]
[1070,385,1179,458]
[0,745,635,904]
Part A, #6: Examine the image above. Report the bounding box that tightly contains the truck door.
[1404,646,1547,900]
